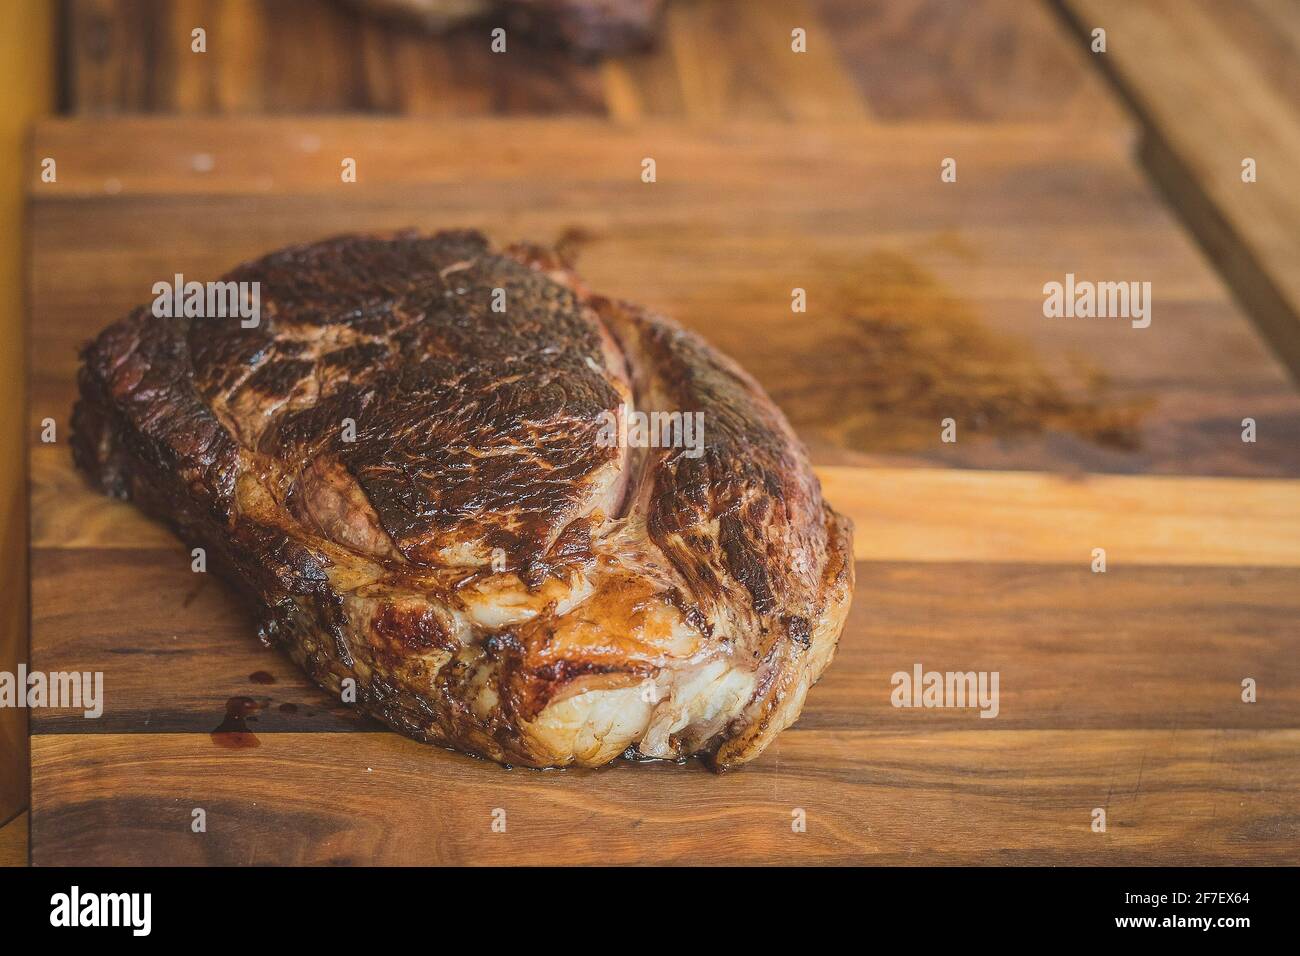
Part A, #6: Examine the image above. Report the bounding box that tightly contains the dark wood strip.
[30,729,1300,865]
[30,546,373,734]
[64,1,1120,123]
[65,0,607,115]
[602,0,869,122]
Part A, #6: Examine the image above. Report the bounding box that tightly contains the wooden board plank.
[817,466,1300,568]
[28,116,1132,196]
[814,0,1127,128]
[65,0,869,120]
[1058,0,1300,382]
[27,118,1300,477]
[0,813,28,868]
[29,730,1300,865]
[29,551,1300,734]
[65,0,609,116]
[601,0,869,122]
[31,446,1300,567]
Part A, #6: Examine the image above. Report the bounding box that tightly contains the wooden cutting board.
[25,118,1300,864]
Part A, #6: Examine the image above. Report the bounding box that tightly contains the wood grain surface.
[30,442,1300,567]
[30,447,1300,565]
[1057,0,1300,382]
[813,0,1125,127]
[28,118,1300,477]
[28,552,1300,735]
[30,730,1300,865]
[64,0,1124,126]
[0,813,28,868]
[24,115,1300,865]
[602,0,870,122]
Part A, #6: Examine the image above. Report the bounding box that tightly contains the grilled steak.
[72,231,854,770]
[345,0,666,55]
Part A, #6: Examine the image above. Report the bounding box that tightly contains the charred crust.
[783,615,811,648]
[370,603,456,655]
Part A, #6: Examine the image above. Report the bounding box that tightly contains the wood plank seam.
[1049,0,1300,386]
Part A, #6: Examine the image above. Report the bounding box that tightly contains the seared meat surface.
[345,0,666,55]
[72,231,853,769]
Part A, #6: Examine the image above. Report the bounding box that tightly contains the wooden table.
[24,116,1300,865]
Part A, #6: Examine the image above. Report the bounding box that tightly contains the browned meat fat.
[71,231,854,770]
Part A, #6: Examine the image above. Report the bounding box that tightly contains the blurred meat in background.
[343,0,666,55]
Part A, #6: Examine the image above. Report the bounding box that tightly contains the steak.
[71,231,854,770]
[345,0,666,55]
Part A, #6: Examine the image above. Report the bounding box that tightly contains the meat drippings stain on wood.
[772,249,1150,452]
[278,702,298,714]
[181,577,207,608]
[249,670,276,684]
[211,696,262,749]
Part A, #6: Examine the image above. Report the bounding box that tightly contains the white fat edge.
[529,685,655,766]
[639,659,756,758]
[460,571,595,629]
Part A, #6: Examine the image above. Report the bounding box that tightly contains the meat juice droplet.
[211,696,262,749]
[249,670,276,684]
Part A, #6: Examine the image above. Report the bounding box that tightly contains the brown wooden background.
[5,0,1300,865]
